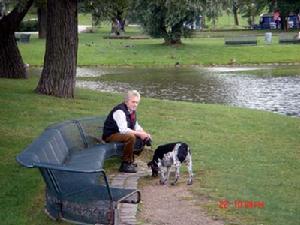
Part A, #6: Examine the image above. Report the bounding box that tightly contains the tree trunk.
[233,2,239,26]
[281,13,288,31]
[38,6,47,39]
[92,12,97,31]
[163,23,182,45]
[171,24,182,44]
[0,0,33,79]
[36,0,78,98]
[116,10,125,32]
[202,16,206,28]
[212,18,216,29]
[163,34,182,45]
[0,33,27,78]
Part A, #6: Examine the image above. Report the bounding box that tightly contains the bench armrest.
[33,162,113,201]
[33,162,105,173]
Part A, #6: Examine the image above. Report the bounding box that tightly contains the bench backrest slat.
[17,129,69,167]
[47,120,86,153]
[77,116,106,147]
[17,117,108,167]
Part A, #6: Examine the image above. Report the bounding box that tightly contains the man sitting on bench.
[102,90,152,173]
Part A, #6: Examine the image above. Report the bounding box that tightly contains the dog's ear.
[177,143,189,163]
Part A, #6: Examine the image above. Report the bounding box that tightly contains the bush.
[18,19,38,32]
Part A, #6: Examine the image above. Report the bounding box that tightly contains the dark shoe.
[119,162,137,173]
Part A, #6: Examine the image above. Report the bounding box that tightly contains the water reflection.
[32,66,300,117]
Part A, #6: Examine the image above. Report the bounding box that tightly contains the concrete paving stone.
[120,215,136,219]
[120,206,137,212]
[120,203,137,209]
[121,219,138,224]
[110,160,151,224]
[120,208,137,213]
[120,212,136,216]
[120,222,138,225]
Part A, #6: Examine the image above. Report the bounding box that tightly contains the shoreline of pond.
[27,62,300,69]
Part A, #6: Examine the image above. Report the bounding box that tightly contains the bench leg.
[113,207,120,225]
[45,191,62,220]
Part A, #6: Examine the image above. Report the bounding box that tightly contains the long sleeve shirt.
[113,110,143,134]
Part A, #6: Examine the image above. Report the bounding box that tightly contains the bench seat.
[16,116,140,225]
[225,35,257,45]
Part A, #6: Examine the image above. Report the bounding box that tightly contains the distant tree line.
[84,0,300,40]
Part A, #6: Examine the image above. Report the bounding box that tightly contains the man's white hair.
[125,90,140,102]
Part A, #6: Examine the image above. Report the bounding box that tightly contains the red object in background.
[273,10,281,21]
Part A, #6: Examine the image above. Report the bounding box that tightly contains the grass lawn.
[0,77,299,225]
[5,15,300,225]
[18,25,300,67]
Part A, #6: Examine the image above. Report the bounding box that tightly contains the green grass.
[205,12,255,29]
[18,26,300,66]
[5,13,300,225]
[78,13,92,25]
[0,77,299,225]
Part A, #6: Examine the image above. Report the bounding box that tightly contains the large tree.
[238,0,266,27]
[82,0,130,34]
[130,0,202,45]
[232,0,239,25]
[204,0,224,29]
[0,0,33,78]
[35,0,47,38]
[35,0,78,98]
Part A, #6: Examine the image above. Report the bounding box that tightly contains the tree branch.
[0,0,34,33]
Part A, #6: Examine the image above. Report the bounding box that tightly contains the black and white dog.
[148,142,193,185]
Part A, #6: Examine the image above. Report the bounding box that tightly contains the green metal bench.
[16,116,140,225]
[15,33,31,43]
[225,35,257,45]
[279,32,300,44]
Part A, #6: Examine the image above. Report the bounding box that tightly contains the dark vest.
[102,103,137,140]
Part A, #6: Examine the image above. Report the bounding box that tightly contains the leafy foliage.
[81,0,129,31]
[203,0,224,28]
[276,0,300,16]
[129,0,203,44]
[17,18,38,31]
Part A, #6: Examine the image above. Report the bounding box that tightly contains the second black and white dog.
[148,142,193,185]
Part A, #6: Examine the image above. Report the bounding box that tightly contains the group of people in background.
[273,10,300,29]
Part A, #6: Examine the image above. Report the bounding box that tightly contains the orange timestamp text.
[218,199,265,209]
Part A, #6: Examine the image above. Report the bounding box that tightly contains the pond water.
[76,65,300,117]
[29,65,300,117]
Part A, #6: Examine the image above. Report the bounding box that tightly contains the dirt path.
[137,176,224,225]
